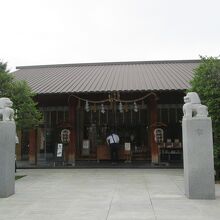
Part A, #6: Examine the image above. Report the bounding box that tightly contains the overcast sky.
[1,0,220,71]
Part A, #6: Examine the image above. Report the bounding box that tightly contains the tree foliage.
[0,61,42,129]
[189,56,220,170]
[0,62,14,97]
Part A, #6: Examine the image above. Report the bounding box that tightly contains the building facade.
[13,60,200,166]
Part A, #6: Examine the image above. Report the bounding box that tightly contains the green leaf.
[0,61,42,128]
[189,56,220,169]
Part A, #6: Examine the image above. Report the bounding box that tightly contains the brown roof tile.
[13,60,200,94]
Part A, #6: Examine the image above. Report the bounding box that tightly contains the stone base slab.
[0,121,16,198]
[182,117,215,199]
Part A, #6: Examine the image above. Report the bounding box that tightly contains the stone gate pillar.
[182,92,215,199]
[0,97,16,198]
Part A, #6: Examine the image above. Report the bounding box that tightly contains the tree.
[0,62,14,97]
[189,56,220,175]
[0,61,42,129]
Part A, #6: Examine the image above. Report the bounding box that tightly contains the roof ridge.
[16,59,200,69]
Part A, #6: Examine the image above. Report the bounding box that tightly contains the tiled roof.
[13,60,200,94]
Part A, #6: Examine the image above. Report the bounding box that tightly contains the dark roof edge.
[16,59,200,70]
[35,89,187,95]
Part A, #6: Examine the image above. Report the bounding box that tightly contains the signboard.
[54,143,65,166]
[82,140,90,156]
[83,140,90,149]
[125,142,131,151]
[57,143,63,157]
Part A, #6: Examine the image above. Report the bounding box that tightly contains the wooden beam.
[149,95,159,163]
[68,100,77,165]
[29,129,37,164]
[16,130,22,161]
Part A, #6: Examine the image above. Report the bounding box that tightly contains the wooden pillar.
[68,101,77,165]
[29,129,37,164]
[149,95,159,163]
[16,130,22,160]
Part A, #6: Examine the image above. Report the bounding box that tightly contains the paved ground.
[17,160,183,169]
[0,169,220,220]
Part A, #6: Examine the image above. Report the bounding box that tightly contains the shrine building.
[13,60,200,166]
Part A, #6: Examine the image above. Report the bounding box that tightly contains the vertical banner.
[54,143,64,166]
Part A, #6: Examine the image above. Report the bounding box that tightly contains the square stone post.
[0,121,16,198]
[182,117,215,199]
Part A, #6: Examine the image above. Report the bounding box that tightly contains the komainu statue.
[183,92,208,118]
[0,98,14,121]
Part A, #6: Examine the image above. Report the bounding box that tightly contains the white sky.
[1,0,220,71]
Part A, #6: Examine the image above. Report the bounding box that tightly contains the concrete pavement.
[0,169,220,220]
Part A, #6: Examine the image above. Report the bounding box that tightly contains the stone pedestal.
[182,117,215,199]
[0,121,16,198]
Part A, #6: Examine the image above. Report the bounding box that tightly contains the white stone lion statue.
[0,97,14,121]
[183,92,208,119]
